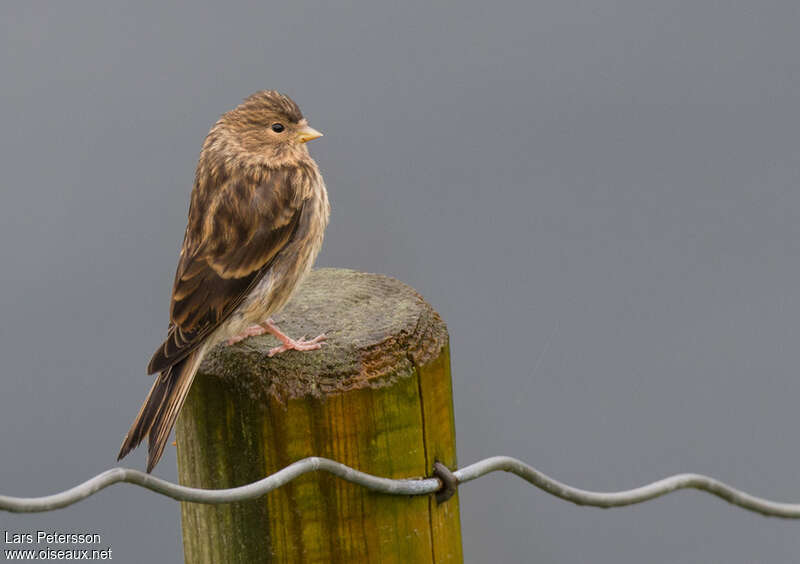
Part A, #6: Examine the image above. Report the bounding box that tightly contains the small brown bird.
[118,91,330,472]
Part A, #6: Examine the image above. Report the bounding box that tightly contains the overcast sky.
[1,1,800,562]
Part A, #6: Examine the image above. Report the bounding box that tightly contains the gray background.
[1,1,799,562]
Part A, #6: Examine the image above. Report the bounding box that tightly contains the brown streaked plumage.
[118,91,330,472]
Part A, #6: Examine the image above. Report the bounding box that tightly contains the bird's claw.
[268,333,327,357]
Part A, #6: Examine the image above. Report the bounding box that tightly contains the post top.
[199,268,448,403]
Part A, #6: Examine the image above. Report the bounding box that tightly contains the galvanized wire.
[2,455,800,518]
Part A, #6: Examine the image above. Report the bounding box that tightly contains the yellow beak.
[297,125,323,143]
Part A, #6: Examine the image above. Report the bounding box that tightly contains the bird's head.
[210,90,323,167]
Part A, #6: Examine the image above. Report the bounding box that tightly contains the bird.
[117,90,330,473]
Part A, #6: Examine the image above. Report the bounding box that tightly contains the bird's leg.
[225,318,327,354]
[226,324,269,345]
[260,318,326,357]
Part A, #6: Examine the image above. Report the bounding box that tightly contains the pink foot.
[226,324,268,346]
[260,318,327,357]
[268,334,327,357]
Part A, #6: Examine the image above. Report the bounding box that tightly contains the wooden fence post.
[175,268,462,563]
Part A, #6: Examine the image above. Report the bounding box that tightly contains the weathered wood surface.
[176,268,462,563]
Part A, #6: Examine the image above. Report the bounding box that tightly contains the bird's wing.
[147,167,310,374]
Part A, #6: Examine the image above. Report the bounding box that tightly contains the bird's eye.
[271,123,285,133]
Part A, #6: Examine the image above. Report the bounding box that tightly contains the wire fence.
[2,455,800,517]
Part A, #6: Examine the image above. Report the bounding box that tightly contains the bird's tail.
[117,349,204,473]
